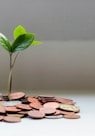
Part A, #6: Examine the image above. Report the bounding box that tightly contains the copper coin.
[54,110,61,115]
[40,107,56,115]
[16,103,31,110]
[4,116,21,123]
[63,114,80,119]
[18,111,29,115]
[10,92,25,100]
[29,102,43,110]
[0,106,6,113]
[56,97,74,105]
[0,116,4,121]
[43,102,59,109]
[28,110,45,119]
[5,106,21,112]
[45,115,63,119]
[27,97,40,103]
[60,110,75,115]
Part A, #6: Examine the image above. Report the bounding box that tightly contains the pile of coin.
[0,92,80,123]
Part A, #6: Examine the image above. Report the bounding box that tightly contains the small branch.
[8,52,19,100]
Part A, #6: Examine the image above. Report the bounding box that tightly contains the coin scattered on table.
[59,104,80,112]
[43,102,59,109]
[10,92,25,100]
[63,114,80,119]
[3,116,21,123]
[0,91,80,123]
[45,115,63,119]
[28,110,45,119]
[39,107,56,115]
[3,100,21,107]
[0,115,4,121]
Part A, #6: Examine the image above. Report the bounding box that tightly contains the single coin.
[18,111,29,115]
[5,106,21,112]
[45,115,63,119]
[4,116,21,123]
[59,110,75,115]
[21,98,29,104]
[0,116,4,121]
[55,97,74,105]
[63,114,80,119]
[16,103,31,110]
[28,110,45,119]
[40,107,56,115]
[7,113,24,118]
[29,102,43,110]
[37,95,55,98]
[54,110,61,115]
[43,102,59,109]
[3,100,21,107]
[0,106,6,113]
[59,104,80,112]
[0,101,5,106]
[27,97,40,103]
[10,92,25,100]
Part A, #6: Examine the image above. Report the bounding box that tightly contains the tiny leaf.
[13,25,26,39]
[11,33,35,52]
[0,33,11,52]
[31,40,42,45]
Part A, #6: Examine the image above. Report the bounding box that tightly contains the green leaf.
[0,33,11,52]
[31,40,42,45]
[11,33,35,52]
[13,25,27,39]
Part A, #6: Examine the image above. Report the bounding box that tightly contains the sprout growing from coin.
[0,25,42,100]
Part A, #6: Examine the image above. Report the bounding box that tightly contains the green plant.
[0,25,42,99]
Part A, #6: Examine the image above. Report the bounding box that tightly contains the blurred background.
[0,0,95,92]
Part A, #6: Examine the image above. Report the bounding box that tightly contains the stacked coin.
[0,92,80,123]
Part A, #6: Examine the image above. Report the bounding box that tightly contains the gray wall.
[0,0,95,40]
[0,1,95,91]
[0,41,95,90]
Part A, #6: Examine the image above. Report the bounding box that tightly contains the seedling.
[0,25,42,99]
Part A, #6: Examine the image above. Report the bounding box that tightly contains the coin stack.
[0,92,80,123]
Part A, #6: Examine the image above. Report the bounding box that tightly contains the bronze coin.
[27,97,40,103]
[4,116,21,123]
[16,104,31,110]
[18,111,29,115]
[29,102,43,110]
[55,97,74,105]
[43,102,59,109]
[5,106,21,112]
[0,116,4,121]
[45,115,63,119]
[54,110,61,115]
[40,107,56,115]
[28,110,45,119]
[60,110,75,115]
[63,114,80,119]
[0,106,6,113]
[10,92,25,100]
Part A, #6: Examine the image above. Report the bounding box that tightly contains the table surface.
[0,90,95,136]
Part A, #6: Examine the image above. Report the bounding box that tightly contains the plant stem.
[8,53,19,99]
[10,53,12,94]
